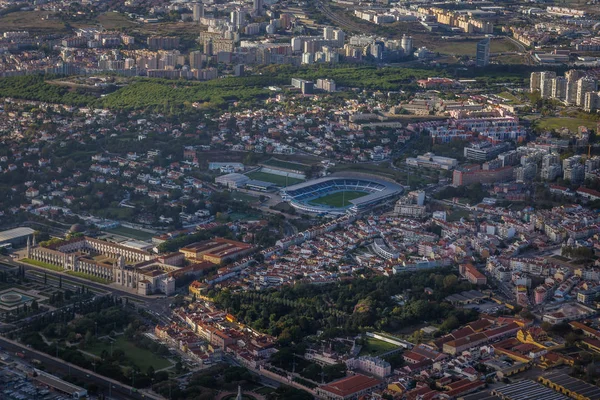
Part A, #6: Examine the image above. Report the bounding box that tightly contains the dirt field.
[0,11,67,34]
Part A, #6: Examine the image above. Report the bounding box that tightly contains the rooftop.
[0,227,34,243]
[319,374,382,397]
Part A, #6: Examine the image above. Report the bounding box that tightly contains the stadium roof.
[283,175,402,208]
[0,227,35,243]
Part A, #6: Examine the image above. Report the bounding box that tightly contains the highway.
[0,336,165,400]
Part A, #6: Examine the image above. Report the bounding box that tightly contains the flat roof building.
[33,369,88,399]
[0,227,35,247]
[538,372,600,400]
[491,379,569,400]
[180,238,254,265]
[215,173,250,189]
[316,374,384,400]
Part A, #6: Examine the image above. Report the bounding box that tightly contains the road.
[0,336,165,400]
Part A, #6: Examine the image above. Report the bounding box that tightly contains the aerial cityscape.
[1,0,600,399]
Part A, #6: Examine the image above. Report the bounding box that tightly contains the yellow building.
[583,338,600,354]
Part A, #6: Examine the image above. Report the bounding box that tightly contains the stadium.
[281,175,403,215]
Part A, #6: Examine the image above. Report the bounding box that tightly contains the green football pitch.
[310,191,368,207]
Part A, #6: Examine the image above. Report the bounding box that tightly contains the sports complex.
[280,175,403,215]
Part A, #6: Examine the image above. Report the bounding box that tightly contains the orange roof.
[319,374,382,397]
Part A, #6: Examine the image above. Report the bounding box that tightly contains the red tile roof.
[319,374,382,397]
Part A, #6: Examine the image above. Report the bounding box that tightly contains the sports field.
[104,226,154,241]
[246,171,304,186]
[310,191,368,207]
[358,337,399,356]
[262,158,309,172]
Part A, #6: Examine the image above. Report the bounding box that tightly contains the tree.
[443,275,458,289]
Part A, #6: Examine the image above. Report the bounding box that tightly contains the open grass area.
[246,171,304,186]
[97,12,137,30]
[310,191,368,207]
[227,212,262,221]
[498,91,520,103]
[65,271,111,285]
[358,337,399,356]
[104,226,154,241]
[429,38,519,57]
[0,11,67,34]
[536,117,598,132]
[231,191,260,203]
[495,54,529,65]
[20,258,64,272]
[254,387,275,395]
[447,209,471,222]
[86,336,172,370]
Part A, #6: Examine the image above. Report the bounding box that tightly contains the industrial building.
[538,372,600,400]
[214,173,250,189]
[180,238,254,265]
[33,369,88,399]
[490,379,569,400]
[0,227,35,248]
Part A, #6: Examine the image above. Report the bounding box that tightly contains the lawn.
[231,191,260,203]
[536,117,598,132]
[358,337,399,356]
[86,336,172,370]
[254,387,275,395]
[20,258,64,272]
[498,91,520,103]
[96,12,137,30]
[65,271,111,285]
[429,38,519,57]
[447,209,471,222]
[311,191,368,207]
[104,226,154,241]
[246,171,304,186]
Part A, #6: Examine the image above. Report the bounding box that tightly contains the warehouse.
[215,173,250,189]
[33,369,88,399]
[491,379,569,400]
[0,227,35,248]
[538,372,600,400]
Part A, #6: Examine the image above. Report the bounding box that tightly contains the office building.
[584,91,599,112]
[401,35,413,55]
[476,38,490,67]
[192,3,204,22]
[577,76,597,106]
[316,78,336,92]
[540,71,557,99]
[253,0,263,15]
[530,72,541,92]
[551,77,567,100]
[190,50,203,69]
